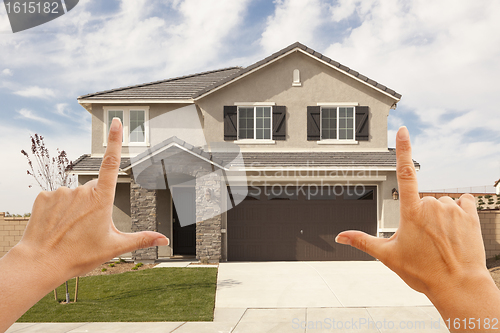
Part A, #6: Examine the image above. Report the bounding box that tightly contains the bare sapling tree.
[21,133,77,304]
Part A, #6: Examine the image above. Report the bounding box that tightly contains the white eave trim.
[68,171,128,176]
[230,166,398,171]
[194,48,401,102]
[78,99,194,104]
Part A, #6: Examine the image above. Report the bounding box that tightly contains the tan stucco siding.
[379,171,400,229]
[91,103,193,156]
[197,51,396,151]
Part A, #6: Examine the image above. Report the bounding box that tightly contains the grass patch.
[18,267,218,322]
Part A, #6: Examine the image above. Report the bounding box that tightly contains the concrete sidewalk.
[7,262,450,333]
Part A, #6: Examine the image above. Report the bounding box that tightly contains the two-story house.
[72,42,418,263]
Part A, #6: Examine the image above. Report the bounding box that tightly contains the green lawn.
[18,267,218,322]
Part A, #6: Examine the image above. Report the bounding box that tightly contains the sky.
[1,0,499,214]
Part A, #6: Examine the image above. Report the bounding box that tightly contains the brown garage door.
[227,185,377,261]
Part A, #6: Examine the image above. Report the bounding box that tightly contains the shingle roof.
[193,42,402,100]
[71,149,419,172]
[70,154,131,172]
[215,149,418,168]
[77,67,243,100]
[78,42,401,102]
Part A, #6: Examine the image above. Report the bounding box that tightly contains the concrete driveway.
[212,261,449,333]
[216,261,432,308]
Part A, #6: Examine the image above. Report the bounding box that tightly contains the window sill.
[234,139,276,145]
[317,140,359,145]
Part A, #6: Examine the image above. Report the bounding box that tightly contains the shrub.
[496,254,500,261]
[101,268,107,272]
[485,195,492,199]
[136,262,143,268]
[119,258,126,263]
[478,196,483,199]
[109,263,115,267]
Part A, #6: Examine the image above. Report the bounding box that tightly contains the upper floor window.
[104,106,149,146]
[238,106,272,140]
[321,106,355,140]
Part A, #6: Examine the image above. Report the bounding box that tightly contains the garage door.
[227,185,377,261]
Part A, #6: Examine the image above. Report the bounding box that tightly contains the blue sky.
[1,0,500,213]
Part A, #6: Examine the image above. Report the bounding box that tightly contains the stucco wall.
[0,213,29,257]
[197,51,396,151]
[90,103,194,156]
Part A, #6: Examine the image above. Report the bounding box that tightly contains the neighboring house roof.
[77,67,243,101]
[77,42,401,102]
[495,179,500,187]
[194,42,401,101]
[71,149,419,173]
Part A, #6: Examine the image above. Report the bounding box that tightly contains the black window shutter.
[272,106,286,140]
[223,106,238,141]
[307,106,321,141]
[355,106,369,141]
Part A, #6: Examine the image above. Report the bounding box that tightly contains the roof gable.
[194,42,401,101]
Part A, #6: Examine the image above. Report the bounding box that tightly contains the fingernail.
[335,235,351,245]
[152,237,169,247]
[397,126,409,140]
[111,117,121,131]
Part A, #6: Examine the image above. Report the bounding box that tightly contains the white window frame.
[103,106,150,146]
[236,106,273,142]
[319,106,356,143]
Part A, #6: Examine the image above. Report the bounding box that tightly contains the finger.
[437,196,455,204]
[396,126,421,210]
[457,193,477,215]
[96,118,122,198]
[115,231,169,255]
[336,230,389,260]
[82,179,98,188]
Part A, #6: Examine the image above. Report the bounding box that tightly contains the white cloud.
[322,0,500,190]
[2,69,13,76]
[17,109,54,125]
[260,0,325,54]
[14,86,56,99]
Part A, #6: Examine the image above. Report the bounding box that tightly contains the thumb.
[336,230,388,260]
[118,231,169,254]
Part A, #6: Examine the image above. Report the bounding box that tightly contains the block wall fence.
[0,212,30,257]
[1,211,500,259]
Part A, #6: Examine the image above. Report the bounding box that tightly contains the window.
[321,106,355,140]
[104,107,149,146]
[129,110,145,143]
[238,106,272,140]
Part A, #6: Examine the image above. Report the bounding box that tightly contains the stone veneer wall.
[195,171,222,263]
[0,213,30,257]
[130,178,158,262]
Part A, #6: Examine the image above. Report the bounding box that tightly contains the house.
[496,179,500,195]
[73,42,418,263]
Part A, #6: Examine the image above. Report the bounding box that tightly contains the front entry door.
[172,187,196,255]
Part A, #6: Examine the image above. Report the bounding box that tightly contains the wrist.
[7,242,67,290]
[427,268,500,321]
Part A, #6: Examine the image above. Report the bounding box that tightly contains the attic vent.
[292,69,301,87]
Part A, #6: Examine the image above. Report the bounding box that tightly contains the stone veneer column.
[130,177,158,262]
[195,171,222,263]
